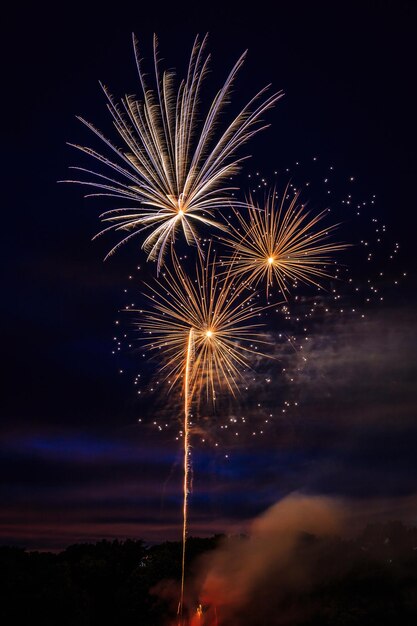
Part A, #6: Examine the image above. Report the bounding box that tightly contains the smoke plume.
[192,494,345,625]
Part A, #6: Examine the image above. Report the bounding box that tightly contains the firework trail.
[178,328,194,622]
[138,249,272,623]
[64,34,283,271]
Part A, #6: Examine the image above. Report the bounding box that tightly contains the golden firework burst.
[64,34,283,271]
[138,248,271,400]
[221,185,348,298]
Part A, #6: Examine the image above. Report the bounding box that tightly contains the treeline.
[1,522,417,625]
[0,535,218,626]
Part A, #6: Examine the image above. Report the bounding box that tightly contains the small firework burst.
[221,185,348,298]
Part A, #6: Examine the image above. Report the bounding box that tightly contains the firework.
[64,34,283,271]
[138,248,271,401]
[138,249,272,623]
[221,185,348,299]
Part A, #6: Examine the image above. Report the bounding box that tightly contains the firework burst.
[138,248,272,401]
[220,185,348,299]
[64,34,283,271]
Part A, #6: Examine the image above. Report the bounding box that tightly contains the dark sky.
[2,0,417,550]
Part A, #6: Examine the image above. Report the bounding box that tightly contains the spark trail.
[139,250,273,622]
[178,328,194,623]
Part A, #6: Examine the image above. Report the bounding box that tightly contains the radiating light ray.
[138,248,273,401]
[220,185,348,299]
[63,34,283,271]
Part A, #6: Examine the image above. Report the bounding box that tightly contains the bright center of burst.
[178,209,185,217]
[205,330,213,338]
[267,256,275,265]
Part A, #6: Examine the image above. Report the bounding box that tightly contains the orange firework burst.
[64,34,282,271]
[138,248,271,400]
[221,185,348,298]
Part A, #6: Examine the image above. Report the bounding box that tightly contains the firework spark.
[65,34,283,271]
[221,185,348,299]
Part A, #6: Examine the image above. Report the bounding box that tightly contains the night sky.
[2,0,417,550]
